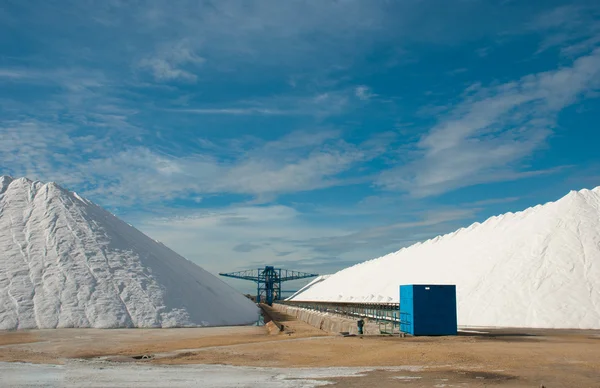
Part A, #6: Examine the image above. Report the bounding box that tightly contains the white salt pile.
[291,187,600,329]
[287,275,331,300]
[0,176,258,329]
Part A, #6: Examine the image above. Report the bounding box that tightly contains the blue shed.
[399,284,457,336]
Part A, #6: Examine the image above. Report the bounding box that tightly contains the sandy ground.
[1,307,600,387]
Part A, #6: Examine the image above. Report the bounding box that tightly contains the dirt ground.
[1,307,599,387]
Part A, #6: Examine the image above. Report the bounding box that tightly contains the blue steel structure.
[219,266,318,305]
[400,284,457,336]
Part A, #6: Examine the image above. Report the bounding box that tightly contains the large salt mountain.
[0,176,258,330]
[291,187,600,329]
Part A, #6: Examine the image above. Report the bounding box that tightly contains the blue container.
[399,284,457,336]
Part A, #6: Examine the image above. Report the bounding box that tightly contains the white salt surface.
[0,362,421,388]
[0,176,258,329]
[291,187,600,329]
[287,275,331,300]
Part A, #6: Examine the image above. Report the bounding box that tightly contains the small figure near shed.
[357,319,364,335]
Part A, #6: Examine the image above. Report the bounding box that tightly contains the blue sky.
[2,0,600,293]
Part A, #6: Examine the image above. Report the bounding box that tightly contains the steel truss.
[219,266,318,305]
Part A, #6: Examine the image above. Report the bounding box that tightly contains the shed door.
[399,285,414,335]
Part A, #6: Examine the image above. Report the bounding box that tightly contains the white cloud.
[528,4,600,56]
[0,69,29,79]
[139,58,198,82]
[355,85,376,100]
[134,200,480,281]
[475,47,491,57]
[5,0,600,293]
[0,120,133,191]
[167,108,288,115]
[112,134,373,199]
[140,41,205,83]
[1,125,385,205]
[167,89,354,118]
[378,48,600,197]
[217,151,359,195]
[300,208,478,255]
[137,204,346,276]
[0,68,108,97]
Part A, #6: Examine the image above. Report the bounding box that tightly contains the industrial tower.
[219,266,318,305]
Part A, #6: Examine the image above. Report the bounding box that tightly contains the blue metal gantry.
[219,266,318,305]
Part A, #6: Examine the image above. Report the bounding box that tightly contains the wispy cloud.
[139,58,198,83]
[3,0,600,285]
[446,68,468,76]
[167,108,289,116]
[378,48,600,197]
[466,196,521,207]
[167,89,357,118]
[139,41,205,83]
[135,200,481,278]
[2,125,386,205]
[0,66,146,195]
[2,124,89,192]
[355,85,377,100]
[476,47,491,57]
[528,4,600,56]
[0,69,29,79]
[296,208,477,255]
[137,204,343,274]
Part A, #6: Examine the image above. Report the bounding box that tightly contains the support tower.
[219,266,318,305]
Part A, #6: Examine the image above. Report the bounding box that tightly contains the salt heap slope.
[291,187,600,329]
[0,176,258,330]
[286,275,331,300]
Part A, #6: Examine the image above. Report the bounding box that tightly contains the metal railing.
[278,300,403,334]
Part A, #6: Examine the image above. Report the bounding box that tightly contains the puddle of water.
[131,355,153,360]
